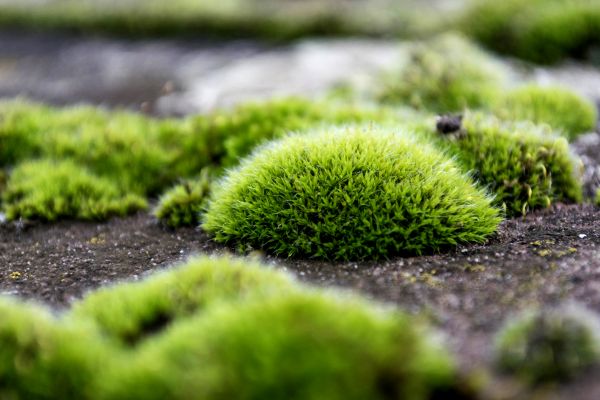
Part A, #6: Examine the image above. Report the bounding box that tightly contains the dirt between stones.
[0,203,599,399]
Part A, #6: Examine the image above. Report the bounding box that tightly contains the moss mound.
[2,159,147,221]
[0,298,111,400]
[462,0,600,64]
[495,304,600,383]
[494,85,598,140]
[377,34,507,113]
[98,289,456,400]
[204,126,501,260]
[153,169,214,228]
[71,255,295,346]
[427,113,583,216]
[0,256,459,399]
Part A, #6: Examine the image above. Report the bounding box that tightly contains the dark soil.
[1,203,599,398]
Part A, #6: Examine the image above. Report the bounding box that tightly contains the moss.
[495,304,600,383]
[0,297,112,400]
[596,188,600,206]
[0,0,427,40]
[0,100,182,195]
[376,33,507,113]
[98,289,456,400]
[461,0,600,64]
[427,112,583,216]
[494,85,598,140]
[204,125,501,260]
[190,97,396,168]
[153,169,214,228]
[70,255,295,346]
[2,159,147,222]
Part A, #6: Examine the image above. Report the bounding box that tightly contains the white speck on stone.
[579,234,587,239]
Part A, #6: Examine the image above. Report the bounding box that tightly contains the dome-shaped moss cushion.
[203,126,502,260]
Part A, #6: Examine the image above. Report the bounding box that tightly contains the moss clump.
[495,304,600,384]
[461,0,600,64]
[191,97,395,168]
[99,289,456,400]
[204,126,501,260]
[153,169,214,228]
[596,188,600,206]
[377,34,507,113]
[0,297,111,400]
[494,85,598,140]
[429,113,583,216]
[2,159,147,221]
[71,255,295,346]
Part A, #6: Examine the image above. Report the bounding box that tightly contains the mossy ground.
[0,256,458,399]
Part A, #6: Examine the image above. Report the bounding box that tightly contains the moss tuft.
[204,125,501,260]
[494,85,598,140]
[153,169,214,228]
[429,112,583,216]
[495,303,600,383]
[98,289,456,400]
[0,297,112,400]
[2,159,147,222]
[70,255,295,346]
[377,34,506,113]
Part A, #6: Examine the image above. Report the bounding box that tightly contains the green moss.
[191,97,396,168]
[495,304,600,383]
[2,159,147,222]
[0,0,428,40]
[427,113,583,216]
[71,255,295,346]
[0,297,112,400]
[0,100,184,195]
[596,188,600,206]
[494,85,598,139]
[153,169,214,228]
[377,34,507,113]
[461,0,600,64]
[204,125,501,260]
[98,289,456,400]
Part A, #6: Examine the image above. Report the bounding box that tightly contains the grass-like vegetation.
[495,304,600,384]
[376,34,507,113]
[153,169,214,228]
[494,85,598,140]
[461,0,600,64]
[97,288,456,400]
[0,0,432,40]
[0,256,460,399]
[422,113,583,216]
[2,159,147,222]
[204,126,501,260]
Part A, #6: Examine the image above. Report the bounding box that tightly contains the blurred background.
[0,0,598,115]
